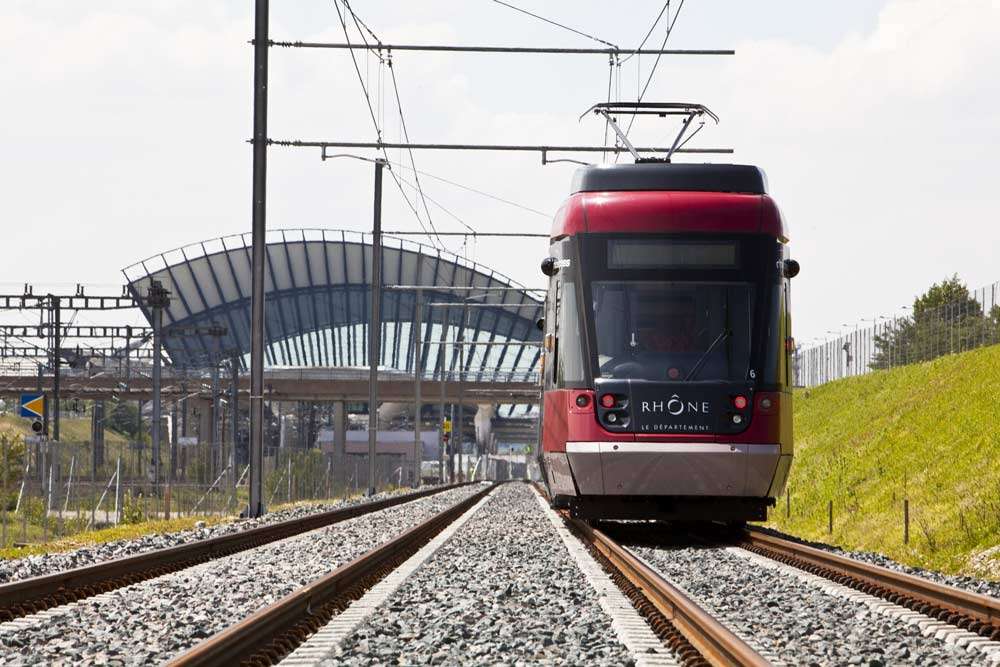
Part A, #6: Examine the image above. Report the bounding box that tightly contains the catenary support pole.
[438,308,448,484]
[230,352,239,507]
[211,355,221,477]
[412,288,422,488]
[148,281,169,492]
[52,296,60,442]
[457,302,468,482]
[248,0,269,518]
[367,159,385,496]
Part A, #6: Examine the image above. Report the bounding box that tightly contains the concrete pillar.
[196,399,213,447]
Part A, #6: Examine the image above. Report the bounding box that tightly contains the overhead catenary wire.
[637,0,686,105]
[385,160,550,218]
[341,0,381,45]
[383,231,548,238]
[615,0,687,164]
[331,0,444,250]
[391,171,477,235]
[331,1,382,143]
[625,0,687,138]
[323,153,551,220]
[621,1,671,64]
[387,58,449,244]
[489,0,619,50]
[337,0,452,251]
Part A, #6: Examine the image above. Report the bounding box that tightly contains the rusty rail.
[744,527,1000,640]
[169,483,495,666]
[0,483,470,621]
[565,516,768,667]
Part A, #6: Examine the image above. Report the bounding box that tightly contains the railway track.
[539,483,1000,664]
[562,514,769,667]
[741,526,1000,642]
[528,483,768,666]
[0,483,468,623]
[167,483,496,666]
[7,481,997,665]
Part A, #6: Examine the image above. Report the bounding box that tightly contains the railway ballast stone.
[0,485,479,665]
[0,487,420,585]
[632,544,982,666]
[326,483,635,666]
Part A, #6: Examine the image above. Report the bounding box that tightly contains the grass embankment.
[0,515,228,561]
[767,344,1000,578]
[0,414,127,443]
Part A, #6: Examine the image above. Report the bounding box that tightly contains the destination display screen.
[607,240,738,269]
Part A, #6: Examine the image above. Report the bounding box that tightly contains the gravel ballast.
[632,543,982,666]
[0,485,481,665]
[325,483,634,666]
[0,487,428,585]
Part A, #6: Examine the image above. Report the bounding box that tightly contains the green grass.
[767,344,1000,579]
[0,490,394,562]
[0,414,127,444]
[0,514,229,561]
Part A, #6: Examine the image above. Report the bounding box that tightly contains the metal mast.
[248,0,269,517]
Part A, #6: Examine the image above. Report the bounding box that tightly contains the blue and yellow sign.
[20,393,45,419]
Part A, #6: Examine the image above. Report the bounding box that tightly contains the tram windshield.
[591,282,753,381]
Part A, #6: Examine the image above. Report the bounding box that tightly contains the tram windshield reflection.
[591,281,753,381]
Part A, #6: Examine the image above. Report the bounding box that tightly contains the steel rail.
[168,483,496,666]
[743,527,1000,639]
[0,484,469,622]
[565,516,768,667]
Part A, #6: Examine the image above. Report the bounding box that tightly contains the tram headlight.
[732,414,743,425]
[732,395,748,410]
[575,394,591,408]
[600,394,616,409]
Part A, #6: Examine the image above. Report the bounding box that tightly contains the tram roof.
[570,163,768,196]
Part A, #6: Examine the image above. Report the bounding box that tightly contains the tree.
[105,401,145,440]
[870,276,994,369]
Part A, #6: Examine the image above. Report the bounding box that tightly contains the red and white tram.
[538,161,799,522]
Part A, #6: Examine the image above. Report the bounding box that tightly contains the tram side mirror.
[540,257,558,277]
[536,317,545,331]
[783,259,800,279]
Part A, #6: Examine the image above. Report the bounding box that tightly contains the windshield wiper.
[684,328,731,381]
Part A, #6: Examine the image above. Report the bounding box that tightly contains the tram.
[538,128,799,521]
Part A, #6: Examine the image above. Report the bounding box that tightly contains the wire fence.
[0,433,414,551]
[796,280,1000,387]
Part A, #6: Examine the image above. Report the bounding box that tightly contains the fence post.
[44,463,54,542]
[63,455,76,514]
[114,457,122,525]
[2,436,7,548]
[828,500,833,534]
[904,498,910,545]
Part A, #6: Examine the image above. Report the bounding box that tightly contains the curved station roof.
[122,229,543,385]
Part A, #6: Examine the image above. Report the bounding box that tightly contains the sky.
[2,0,998,344]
